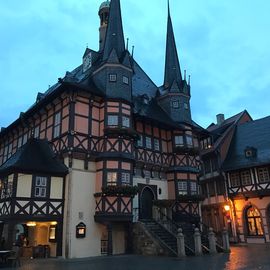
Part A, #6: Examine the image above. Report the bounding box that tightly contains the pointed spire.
[164,2,182,89]
[103,0,125,61]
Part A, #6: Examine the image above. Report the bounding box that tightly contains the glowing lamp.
[26,222,37,227]
[224,205,230,212]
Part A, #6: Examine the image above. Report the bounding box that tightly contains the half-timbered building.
[200,111,252,239]
[0,0,205,258]
[223,116,270,244]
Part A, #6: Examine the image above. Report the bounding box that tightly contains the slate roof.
[223,116,270,171]
[0,139,68,176]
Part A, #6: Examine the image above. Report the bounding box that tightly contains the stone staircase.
[142,219,195,256]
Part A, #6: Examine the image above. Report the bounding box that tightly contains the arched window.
[246,206,264,236]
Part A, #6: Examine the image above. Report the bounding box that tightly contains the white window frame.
[175,135,184,147]
[107,172,117,186]
[154,138,160,151]
[34,176,47,198]
[121,172,130,185]
[241,170,252,186]
[109,74,117,82]
[137,135,143,147]
[258,167,270,183]
[122,116,130,128]
[230,172,240,187]
[123,76,129,85]
[178,181,187,195]
[190,182,197,195]
[53,112,61,138]
[172,100,180,109]
[108,115,118,126]
[145,137,152,149]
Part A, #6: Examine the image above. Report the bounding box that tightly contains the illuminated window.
[178,181,187,195]
[107,172,117,186]
[175,135,184,147]
[122,116,130,128]
[246,206,263,236]
[241,170,252,186]
[53,112,61,138]
[258,167,270,183]
[121,173,130,185]
[109,74,117,82]
[108,115,118,126]
[34,176,47,198]
[154,139,160,151]
[145,137,152,149]
[230,172,240,187]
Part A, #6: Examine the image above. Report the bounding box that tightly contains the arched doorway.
[140,187,155,220]
[245,206,264,236]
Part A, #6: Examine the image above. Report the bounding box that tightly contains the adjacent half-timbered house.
[223,116,270,244]
[0,0,205,258]
[200,111,252,237]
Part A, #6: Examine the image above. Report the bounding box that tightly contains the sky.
[0,0,270,129]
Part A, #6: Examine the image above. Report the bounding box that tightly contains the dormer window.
[109,74,117,82]
[172,100,180,109]
[245,147,257,158]
[123,76,129,85]
[83,52,92,73]
[122,116,130,128]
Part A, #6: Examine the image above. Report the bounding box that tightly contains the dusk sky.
[0,0,270,128]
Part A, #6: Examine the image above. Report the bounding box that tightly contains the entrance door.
[140,187,154,220]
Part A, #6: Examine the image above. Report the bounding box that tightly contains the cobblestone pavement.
[2,244,270,270]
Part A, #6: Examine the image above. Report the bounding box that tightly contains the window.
[144,170,151,179]
[123,76,129,85]
[211,158,218,172]
[137,135,143,147]
[178,181,187,195]
[122,116,130,128]
[34,176,47,198]
[171,100,180,109]
[53,112,61,138]
[121,173,130,185]
[34,126,40,138]
[184,103,189,110]
[7,143,12,159]
[208,182,215,196]
[109,74,117,82]
[145,137,152,149]
[190,182,197,195]
[230,172,240,187]
[241,170,252,186]
[246,206,263,236]
[107,172,117,186]
[108,115,118,126]
[18,136,23,148]
[258,167,270,183]
[154,139,160,151]
[22,133,28,145]
[175,135,184,147]
[200,137,212,150]
[186,135,193,147]
[3,145,8,162]
[216,181,225,195]
[7,175,13,197]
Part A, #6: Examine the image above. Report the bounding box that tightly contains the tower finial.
[132,46,135,58]
[126,38,129,50]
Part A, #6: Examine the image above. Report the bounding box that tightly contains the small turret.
[99,1,110,51]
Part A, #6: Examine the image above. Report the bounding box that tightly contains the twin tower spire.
[101,0,183,89]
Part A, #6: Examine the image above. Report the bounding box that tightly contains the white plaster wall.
[16,174,32,197]
[62,159,104,258]
[50,177,63,199]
